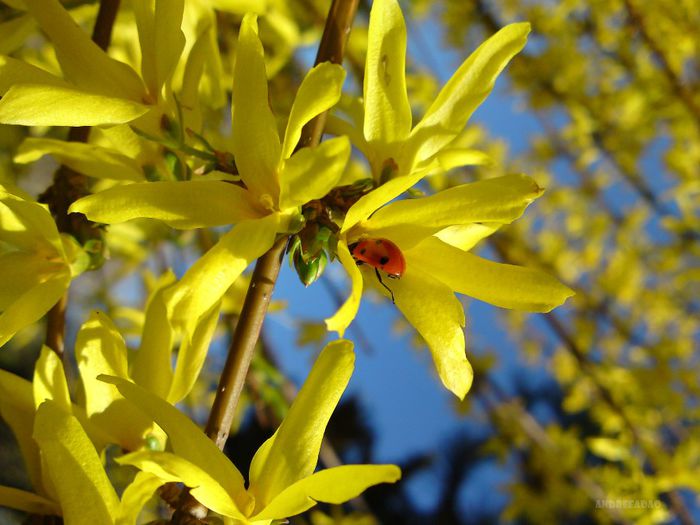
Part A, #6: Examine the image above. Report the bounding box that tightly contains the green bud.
[294,250,328,287]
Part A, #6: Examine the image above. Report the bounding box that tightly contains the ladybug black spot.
[375,239,383,245]
[360,248,366,255]
[379,256,389,265]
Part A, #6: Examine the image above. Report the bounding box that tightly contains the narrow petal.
[164,213,280,335]
[0,486,59,515]
[363,0,411,144]
[100,376,251,513]
[167,299,220,404]
[341,169,426,233]
[248,340,355,508]
[75,311,153,450]
[254,464,401,521]
[407,23,530,165]
[131,272,177,400]
[232,14,281,201]
[407,237,575,311]
[22,0,145,100]
[391,265,472,399]
[280,136,350,209]
[363,174,543,233]
[0,273,70,349]
[15,138,145,182]
[69,181,259,228]
[0,84,149,127]
[0,251,63,310]
[324,242,363,336]
[281,63,346,160]
[435,223,501,251]
[115,472,164,525]
[116,451,244,520]
[33,401,120,524]
[33,345,71,412]
[0,369,42,491]
[133,0,186,99]
[0,55,67,95]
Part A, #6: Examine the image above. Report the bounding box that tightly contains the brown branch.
[172,1,360,522]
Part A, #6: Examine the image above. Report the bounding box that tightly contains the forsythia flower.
[327,175,575,399]
[71,14,351,335]
[330,0,531,230]
[103,340,401,524]
[0,185,86,348]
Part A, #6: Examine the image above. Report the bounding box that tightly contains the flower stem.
[172,0,359,522]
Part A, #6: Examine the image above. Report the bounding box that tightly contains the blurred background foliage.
[0,0,698,523]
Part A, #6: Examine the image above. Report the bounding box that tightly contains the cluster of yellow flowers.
[0,0,572,523]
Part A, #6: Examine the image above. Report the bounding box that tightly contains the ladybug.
[349,238,405,303]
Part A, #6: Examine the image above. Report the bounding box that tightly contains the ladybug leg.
[375,268,395,304]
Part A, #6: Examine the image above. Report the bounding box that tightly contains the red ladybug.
[349,238,405,302]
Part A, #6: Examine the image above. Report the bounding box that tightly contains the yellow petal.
[363,0,411,144]
[0,251,63,310]
[15,138,144,182]
[341,169,426,233]
[324,242,363,336]
[391,265,472,399]
[281,62,346,160]
[0,486,59,515]
[117,450,244,520]
[131,272,177,400]
[115,471,164,525]
[232,14,281,201]
[0,84,150,126]
[75,311,152,450]
[408,23,530,165]
[0,185,64,254]
[167,299,220,404]
[33,345,71,412]
[407,237,575,312]
[364,174,543,233]
[0,369,43,492]
[22,0,145,100]
[100,376,251,514]
[0,55,67,95]
[69,181,259,228]
[164,213,280,334]
[133,0,185,99]
[0,273,70,349]
[280,136,351,209]
[428,148,493,171]
[254,464,401,521]
[435,223,501,251]
[33,401,120,524]
[248,340,355,507]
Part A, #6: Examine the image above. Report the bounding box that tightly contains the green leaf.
[407,23,530,165]
[248,340,355,507]
[69,181,259,228]
[281,62,346,160]
[407,237,575,312]
[363,0,411,145]
[0,84,150,127]
[232,14,281,201]
[33,401,120,525]
[253,464,401,521]
[391,265,472,399]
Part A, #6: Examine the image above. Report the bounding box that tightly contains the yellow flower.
[0,184,86,348]
[103,340,401,524]
[70,14,350,336]
[326,175,575,399]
